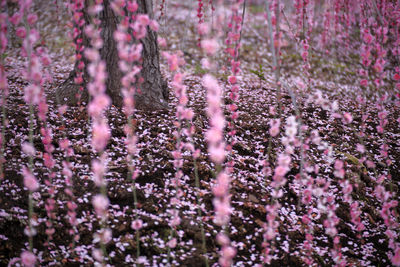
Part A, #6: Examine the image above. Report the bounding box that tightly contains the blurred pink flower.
[92,159,106,186]
[127,1,138,12]
[197,23,209,35]
[360,79,368,87]
[9,12,22,25]
[149,20,159,32]
[21,251,36,267]
[216,233,230,246]
[131,219,143,230]
[22,142,36,156]
[92,120,110,152]
[92,194,109,216]
[269,125,280,137]
[209,143,226,164]
[27,14,38,24]
[162,52,179,71]
[274,165,288,177]
[23,167,39,192]
[363,33,373,44]
[201,39,219,55]
[158,37,167,47]
[132,22,147,39]
[221,245,237,260]
[137,14,149,26]
[24,84,41,105]
[343,112,353,124]
[16,27,26,38]
[392,247,400,266]
[88,94,110,118]
[167,238,177,248]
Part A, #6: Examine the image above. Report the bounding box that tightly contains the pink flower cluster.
[261,203,279,264]
[200,12,236,264]
[203,74,226,163]
[84,19,111,153]
[68,0,85,103]
[84,2,113,264]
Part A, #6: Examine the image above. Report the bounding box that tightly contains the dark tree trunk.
[56,0,168,110]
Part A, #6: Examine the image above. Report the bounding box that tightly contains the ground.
[0,1,399,266]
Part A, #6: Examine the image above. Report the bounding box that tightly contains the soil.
[0,1,399,266]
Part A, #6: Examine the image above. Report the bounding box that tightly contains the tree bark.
[56,0,168,110]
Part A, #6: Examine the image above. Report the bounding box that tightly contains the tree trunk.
[56,0,168,110]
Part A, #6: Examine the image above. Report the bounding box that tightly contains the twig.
[235,0,246,61]
[265,0,282,116]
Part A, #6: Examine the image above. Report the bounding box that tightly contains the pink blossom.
[149,20,159,32]
[27,14,38,24]
[137,15,149,26]
[365,160,375,168]
[274,165,288,177]
[88,4,103,15]
[269,119,280,137]
[182,109,194,120]
[213,197,232,226]
[201,58,211,69]
[92,120,110,152]
[221,245,237,260]
[10,12,21,25]
[88,94,111,118]
[197,23,209,35]
[131,219,143,230]
[228,75,237,84]
[363,33,373,44]
[343,112,353,124]
[132,22,147,39]
[334,160,345,178]
[24,84,41,105]
[392,247,400,266]
[92,194,109,216]
[84,48,100,62]
[334,160,343,170]
[264,226,276,240]
[213,171,230,197]
[285,125,297,139]
[101,228,112,244]
[360,79,368,86]
[201,39,219,55]
[125,135,138,154]
[92,159,106,186]
[374,61,383,73]
[16,27,26,38]
[114,29,127,42]
[162,52,179,71]
[127,1,138,12]
[277,154,291,167]
[23,167,39,191]
[158,37,167,47]
[110,0,125,13]
[22,142,36,156]
[167,238,177,248]
[209,143,226,164]
[216,233,230,246]
[356,144,365,153]
[202,74,219,91]
[59,139,70,150]
[170,208,181,227]
[92,248,103,262]
[21,251,36,267]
